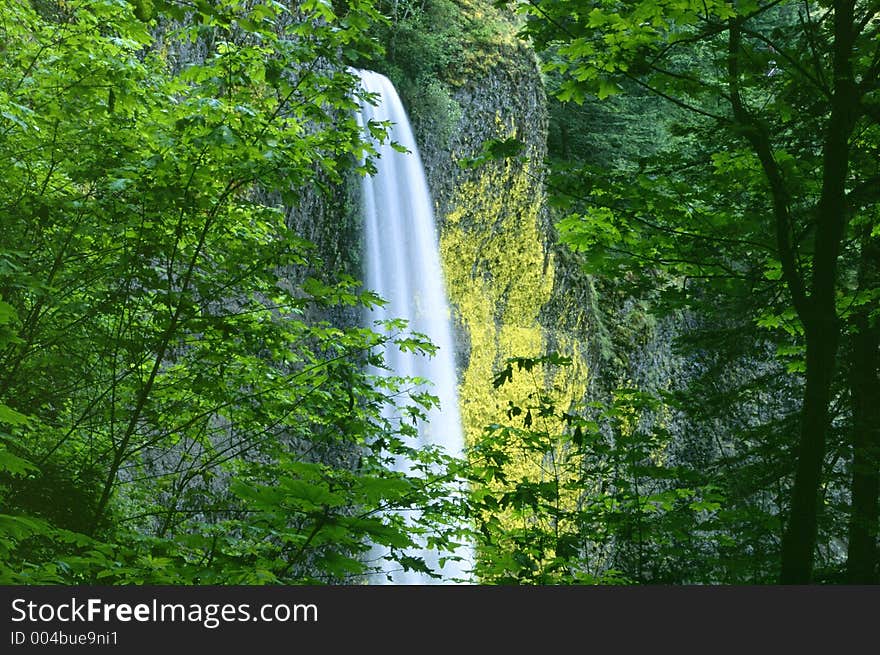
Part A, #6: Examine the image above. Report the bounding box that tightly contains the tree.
[511,0,879,582]
[0,0,469,584]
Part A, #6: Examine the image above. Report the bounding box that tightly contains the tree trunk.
[777,0,857,584]
[780,317,838,583]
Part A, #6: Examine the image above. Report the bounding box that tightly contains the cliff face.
[397,38,592,472]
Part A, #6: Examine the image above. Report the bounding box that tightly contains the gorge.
[0,0,877,588]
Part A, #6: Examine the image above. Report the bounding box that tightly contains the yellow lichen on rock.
[441,117,589,428]
[439,123,590,577]
[441,154,552,446]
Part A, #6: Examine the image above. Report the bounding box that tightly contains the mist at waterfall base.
[354,69,473,584]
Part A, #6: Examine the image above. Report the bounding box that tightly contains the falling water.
[354,69,471,584]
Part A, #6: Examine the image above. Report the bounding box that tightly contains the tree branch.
[727,19,809,318]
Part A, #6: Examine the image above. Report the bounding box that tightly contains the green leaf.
[0,446,38,476]
[0,403,29,426]
[596,79,620,100]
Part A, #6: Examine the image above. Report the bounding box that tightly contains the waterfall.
[354,69,472,584]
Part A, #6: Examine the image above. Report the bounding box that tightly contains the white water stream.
[355,69,472,584]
